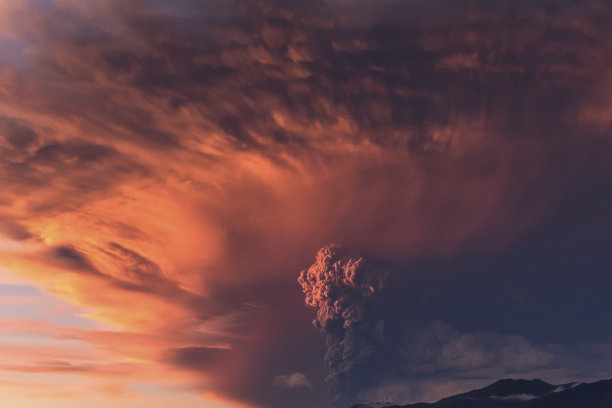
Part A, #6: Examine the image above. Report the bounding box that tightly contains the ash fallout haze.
[0,1,612,408]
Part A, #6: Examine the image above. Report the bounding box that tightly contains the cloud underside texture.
[1,0,612,407]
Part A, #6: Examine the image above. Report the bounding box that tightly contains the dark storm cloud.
[49,245,101,275]
[165,346,230,370]
[0,0,609,197]
[0,117,38,149]
[32,141,116,165]
[106,0,611,152]
[5,0,608,157]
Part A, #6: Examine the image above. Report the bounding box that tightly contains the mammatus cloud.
[298,246,387,406]
[273,372,312,389]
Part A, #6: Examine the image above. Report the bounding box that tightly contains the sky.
[0,0,612,407]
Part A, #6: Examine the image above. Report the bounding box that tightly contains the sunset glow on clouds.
[1,0,612,407]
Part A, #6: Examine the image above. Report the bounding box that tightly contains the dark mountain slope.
[353,378,612,408]
[519,379,612,408]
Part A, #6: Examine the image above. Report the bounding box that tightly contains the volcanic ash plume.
[298,246,387,406]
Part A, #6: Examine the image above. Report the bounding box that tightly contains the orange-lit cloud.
[1,0,612,407]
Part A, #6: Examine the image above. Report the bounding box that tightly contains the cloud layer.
[0,0,612,407]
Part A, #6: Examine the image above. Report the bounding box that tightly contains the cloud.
[401,320,555,375]
[0,116,38,149]
[0,0,611,407]
[298,246,387,405]
[165,346,230,370]
[273,372,312,389]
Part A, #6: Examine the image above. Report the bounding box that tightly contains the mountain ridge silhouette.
[352,378,612,408]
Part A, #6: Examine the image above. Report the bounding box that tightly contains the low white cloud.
[401,320,556,374]
[273,372,313,389]
[491,394,537,401]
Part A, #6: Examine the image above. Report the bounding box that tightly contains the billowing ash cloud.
[298,246,387,406]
